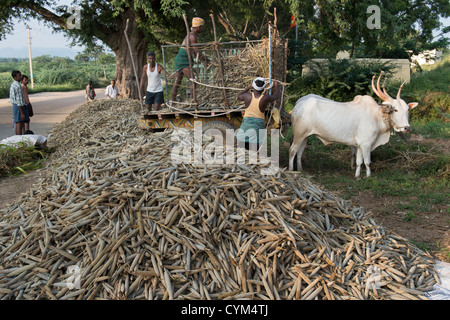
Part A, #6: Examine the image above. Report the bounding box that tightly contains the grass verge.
[0,142,51,176]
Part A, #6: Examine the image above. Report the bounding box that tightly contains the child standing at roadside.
[21,75,33,132]
[86,80,96,102]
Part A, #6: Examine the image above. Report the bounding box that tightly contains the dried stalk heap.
[194,40,270,108]
[173,27,288,110]
[0,99,439,300]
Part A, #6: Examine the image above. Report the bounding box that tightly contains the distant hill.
[0,46,82,59]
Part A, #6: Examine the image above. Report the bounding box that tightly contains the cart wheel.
[202,121,236,147]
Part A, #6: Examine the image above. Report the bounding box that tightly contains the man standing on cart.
[140,51,166,112]
[171,17,210,102]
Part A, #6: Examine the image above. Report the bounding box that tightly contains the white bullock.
[289,73,418,178]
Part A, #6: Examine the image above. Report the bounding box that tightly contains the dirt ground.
[352,192,449,262]
[0,136,448,262]
[0,170,42,209]
[358,136,450,262]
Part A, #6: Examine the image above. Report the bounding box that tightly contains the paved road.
[0,89,105,141]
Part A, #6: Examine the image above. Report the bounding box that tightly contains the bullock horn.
[372,72,390,102]
[372,75,386,101]
[396,80,407,100]
[377,72,392,102]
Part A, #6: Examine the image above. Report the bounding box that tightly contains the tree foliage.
[285,0,450,58]
[0,1,448,98]
[1,1,447,58]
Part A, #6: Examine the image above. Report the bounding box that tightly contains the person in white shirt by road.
[105,79,120,99]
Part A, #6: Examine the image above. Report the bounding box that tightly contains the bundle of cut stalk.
[191,39,270,109]
[47,98,143,163]
[0,99,440,300]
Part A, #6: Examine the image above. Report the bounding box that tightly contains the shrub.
[403,54,450,121]
[285,59,396,111]
[412,119,450,139]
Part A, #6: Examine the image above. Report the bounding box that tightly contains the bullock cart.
[138,16,291,137]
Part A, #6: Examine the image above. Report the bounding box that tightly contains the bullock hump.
[349,95,378,106]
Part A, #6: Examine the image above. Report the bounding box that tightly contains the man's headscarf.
[192,17,205,28]
[252,77,266,91]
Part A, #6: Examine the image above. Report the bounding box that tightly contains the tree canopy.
[1,0,448,97]
[1,1,447,56]
[286,0,449,57]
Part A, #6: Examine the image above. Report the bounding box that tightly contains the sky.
[0,0,86,58]
[0,19,85,56]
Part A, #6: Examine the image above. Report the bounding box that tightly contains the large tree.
[0,0,292,99]
[1,0,191,98]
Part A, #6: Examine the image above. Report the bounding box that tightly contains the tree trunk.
[107,13,148,100]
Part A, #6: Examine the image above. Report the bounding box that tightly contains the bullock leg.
[361,146,372,178]
[288,141,299,171]
[350,146,357,170]
[289,136,307,171]
[355,148,363,179]
[296,139,307,171]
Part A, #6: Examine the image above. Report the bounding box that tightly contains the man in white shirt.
[105,79,120,99]
[140,52,166,112]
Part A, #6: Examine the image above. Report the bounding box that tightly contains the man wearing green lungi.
[171,17,210,101]
[236,77,280,150]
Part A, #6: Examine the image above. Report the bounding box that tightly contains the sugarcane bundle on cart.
[136,15,290,135]
[161,15,289,117]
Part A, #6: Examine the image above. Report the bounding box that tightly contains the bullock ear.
[381,101,393,114]
[408,102,418,109]
[382,106,392,114]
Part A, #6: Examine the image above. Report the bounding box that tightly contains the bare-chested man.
[171,17,210,102]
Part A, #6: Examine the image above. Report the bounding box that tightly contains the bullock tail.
[280,101,291,124]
